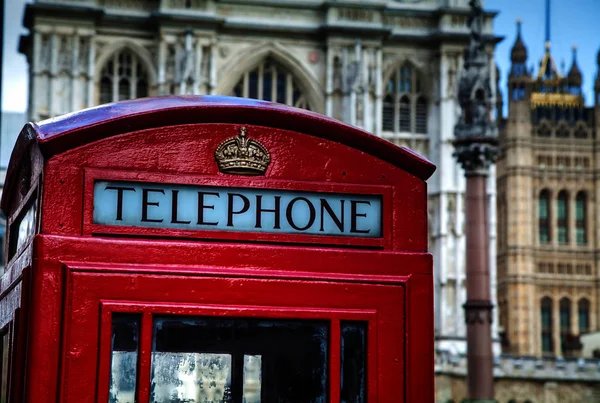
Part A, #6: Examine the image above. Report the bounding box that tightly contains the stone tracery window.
[382,64,427,134]
[232,58,310,109]
[99,49,149,105]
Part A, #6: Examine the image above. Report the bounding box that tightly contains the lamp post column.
[453,1,499,401]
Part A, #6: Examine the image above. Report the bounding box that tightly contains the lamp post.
[453,1,498,401]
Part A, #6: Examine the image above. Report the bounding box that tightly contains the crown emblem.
[214,127,271,175]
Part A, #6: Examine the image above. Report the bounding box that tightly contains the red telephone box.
[0,96,434,402]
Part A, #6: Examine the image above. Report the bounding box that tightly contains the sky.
[487,0,600,112]
[2,0,600,113]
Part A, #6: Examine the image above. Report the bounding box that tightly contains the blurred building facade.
[17,0,501,360]
[496,21,600,359]
[430,20,600,403]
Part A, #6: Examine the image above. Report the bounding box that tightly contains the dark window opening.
[151,316,329,403]
[541,297,553,353]
[538,190,551,243]
[341,322,367,403]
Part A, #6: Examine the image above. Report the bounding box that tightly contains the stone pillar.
[209,41,217,94]
[325,47,334,117]
[158,38,167,95]
[553,297,560,356]
[31,30,42,120]
[87,35,95,107]
[194,36,202,95]
[452,1,498,401]
[374,47,382,137]
[362,47,369,131]
[71,33,79,112]
[49,32,58,117]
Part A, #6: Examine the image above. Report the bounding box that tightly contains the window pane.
[416,97,427,134]
[542,333,552,352]
[341,322,366,403]
[110,314,140,403]
[248,71,259,99]
[558,227,568,244]
[399,97,410,132]
[382,96,394,131]
[541,299,553,353]
[118,79,130,102]
[539,197,548,219]
[276,72,286,104]
[243,355,261,403]
[0,329,10,403]
[262,70,273,102]
[151,317,328,403]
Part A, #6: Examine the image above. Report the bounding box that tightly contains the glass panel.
[248,71,258,99]
[542,333,552,353]
[243,355,261,403]
[151,317,328,403]
[382,96,394,131]
[399,97,410,132]
[576,228,586,245]
[118,79,130,102]
[262,69,273,102]
[151,352,232,402]
[0,329,10,403]
[110,314,140,403]
[415,97,427,134]
[576,198,585,220]
[341,322,366,403]
[276,72,286,104]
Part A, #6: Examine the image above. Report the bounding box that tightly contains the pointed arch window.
[541,297,553,353]
[232,58,310,110]
[99,48,149,104]
[557,191,569,244]
[576,191,587,245]
[382,63,427,134]
[538,190,551,244]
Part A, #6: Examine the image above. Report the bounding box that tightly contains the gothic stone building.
[18,0,501,359]
[497,21,600,359]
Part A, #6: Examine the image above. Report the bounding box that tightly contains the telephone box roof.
[3,96,435,211]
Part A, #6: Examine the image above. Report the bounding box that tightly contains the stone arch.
[216,42,324,113]
[94,39,158,86]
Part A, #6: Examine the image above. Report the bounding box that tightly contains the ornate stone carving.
[453,0,498,175]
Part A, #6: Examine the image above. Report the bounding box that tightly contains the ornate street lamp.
[453,0,499,401]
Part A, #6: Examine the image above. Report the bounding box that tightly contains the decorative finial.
[545,41,551,52]
[516,19,522,36]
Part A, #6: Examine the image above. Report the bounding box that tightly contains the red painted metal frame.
[0,96,435,402]
[96,301,378,403]
[83,168,393,248]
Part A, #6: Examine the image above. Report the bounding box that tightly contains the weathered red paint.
[0,96,435,402]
